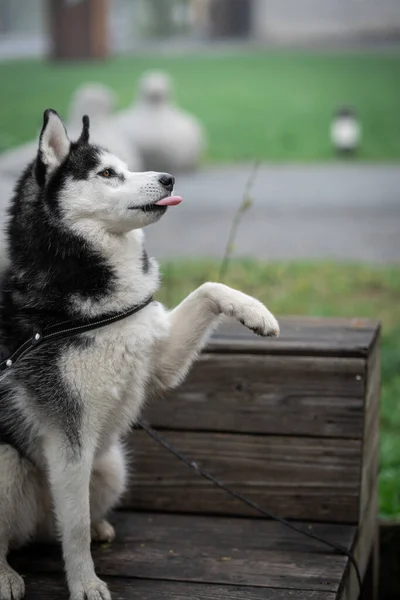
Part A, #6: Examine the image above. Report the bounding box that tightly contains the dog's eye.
[99,168,116,178]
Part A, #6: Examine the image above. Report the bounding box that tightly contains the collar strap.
[0,295,154,374]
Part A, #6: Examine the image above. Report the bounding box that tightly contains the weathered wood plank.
[339,490,378,600]
[123,430,362,522]
[340,333,380,600]
[24,574,338,600]
[360,334,381,522]
[336,335,380,599]
[12,512,356,594]
[208,318,379,358]
[145,354,365,438]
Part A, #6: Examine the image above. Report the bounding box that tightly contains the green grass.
[1,51,400,160]
[157,260,400,518]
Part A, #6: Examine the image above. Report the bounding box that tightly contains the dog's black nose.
[158,173,175,192]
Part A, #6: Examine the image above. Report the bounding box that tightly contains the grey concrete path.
[145,164,400,264]
[1,163,399,264]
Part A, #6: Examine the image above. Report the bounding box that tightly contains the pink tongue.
[155,195,183,207]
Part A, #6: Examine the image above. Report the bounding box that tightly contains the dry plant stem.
[218,161,260,282]
[164,261,174,308]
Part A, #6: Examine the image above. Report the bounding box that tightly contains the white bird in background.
[67,82,143,171]
[0,82,145,178]
[117,70,206,173]
[331,106,361,155]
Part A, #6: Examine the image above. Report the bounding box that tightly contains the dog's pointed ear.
[38,109,70,173]
[78,115,90,144]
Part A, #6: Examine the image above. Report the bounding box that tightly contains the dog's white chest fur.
[58,231,169,449]
[61,300,169,448]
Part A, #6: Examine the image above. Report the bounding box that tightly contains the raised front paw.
[233,299,279,337]
[0,566,25,600]
[201,282,280,337]
[70,577,111,600]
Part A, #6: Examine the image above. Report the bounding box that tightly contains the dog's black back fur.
[0,117,117,457]
[2,133,118,343]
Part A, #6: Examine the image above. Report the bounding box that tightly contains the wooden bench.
[11,317,380,599]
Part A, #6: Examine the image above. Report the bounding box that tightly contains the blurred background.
[0,0,400,540]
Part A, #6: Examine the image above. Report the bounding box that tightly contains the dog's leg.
[153,282,279,390]
[0,446,42,600]
[0,544,24,600]
[44,439,110,600]
[90,443,127,543]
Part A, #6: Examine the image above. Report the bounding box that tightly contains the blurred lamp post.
[331,106,361,156]
[47,0,109,61]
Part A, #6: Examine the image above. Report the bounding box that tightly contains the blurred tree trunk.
[209,0,252,38]
[47,0,109,61]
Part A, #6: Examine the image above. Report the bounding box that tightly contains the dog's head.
[35,109,182,233]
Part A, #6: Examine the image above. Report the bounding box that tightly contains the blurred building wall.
[1,0,400,60]
[252,0,400,42]
[109,0,400,47]
[109,0,140,53]
[0,0,45,34]
[0,0,46,60]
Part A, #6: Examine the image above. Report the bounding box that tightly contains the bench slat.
[123,430,362,522]
[146,354,365,439]
[208,318,379,358]
[24,574,338,600]
[11,512,355,595]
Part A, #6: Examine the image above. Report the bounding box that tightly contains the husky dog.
[0,109,279,600]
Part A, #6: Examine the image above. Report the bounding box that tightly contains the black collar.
[0,295,154,375]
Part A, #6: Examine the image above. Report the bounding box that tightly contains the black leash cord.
[0,296,154,374]
[138,418,363,593]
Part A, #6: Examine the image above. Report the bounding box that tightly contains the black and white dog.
[0,109,279,600]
